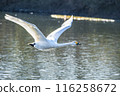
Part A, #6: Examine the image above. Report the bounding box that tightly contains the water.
[0,12,120,80]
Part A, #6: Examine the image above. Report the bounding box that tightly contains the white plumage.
[5,14,80,50]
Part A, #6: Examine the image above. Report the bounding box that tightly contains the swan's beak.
[75,42,81,45]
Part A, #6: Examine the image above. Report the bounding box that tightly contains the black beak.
[76,42,81,45]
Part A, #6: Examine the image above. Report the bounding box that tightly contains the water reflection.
[0,12,120,80]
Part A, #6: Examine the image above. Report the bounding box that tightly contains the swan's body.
[5,14,80,50]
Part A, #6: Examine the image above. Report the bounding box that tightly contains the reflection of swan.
[5,14,80,50]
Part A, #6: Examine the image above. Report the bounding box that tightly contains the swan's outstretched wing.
[5,14,47,42]
[47,15,73,43]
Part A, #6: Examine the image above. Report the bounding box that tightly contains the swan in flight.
[5,14,80,50]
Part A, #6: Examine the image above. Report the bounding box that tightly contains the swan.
[5,14,80,50]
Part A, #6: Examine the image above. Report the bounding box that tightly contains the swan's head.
[29,43,35,47]
[72,41,81,45]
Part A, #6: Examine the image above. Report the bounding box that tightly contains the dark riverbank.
[0,0,120,19]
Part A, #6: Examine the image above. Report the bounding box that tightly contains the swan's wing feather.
[47,15,73,43]
[5,14,47,42]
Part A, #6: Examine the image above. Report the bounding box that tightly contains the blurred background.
[0,0,120,19]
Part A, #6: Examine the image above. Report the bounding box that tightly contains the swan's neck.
[56,42,73,48]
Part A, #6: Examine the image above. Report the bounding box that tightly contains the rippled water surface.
[0,12,120,80]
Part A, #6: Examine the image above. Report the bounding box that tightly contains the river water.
[0,12,120,80]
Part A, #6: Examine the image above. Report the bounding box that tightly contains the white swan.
[5,14,80,50]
